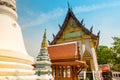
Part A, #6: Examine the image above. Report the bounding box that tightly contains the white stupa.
[0,0,36,79]
[35,29,53,80]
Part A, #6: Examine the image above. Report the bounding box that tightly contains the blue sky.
[16,0,120,58]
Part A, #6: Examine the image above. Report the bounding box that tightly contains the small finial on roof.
[67,2,72,11]
[97,30,100,37]
[58,24,62,29]
[52,34,55,39]
[67,2,70,9]
[48,40,51,45]
[90,26,93,32]
[81,19,84,25]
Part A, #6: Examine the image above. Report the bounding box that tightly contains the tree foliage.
[97,37,120,71]
[111,37,120,71]
[97,46,115,64]
[112,37,120,57]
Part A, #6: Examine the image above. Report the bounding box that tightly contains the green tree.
[97,46,115,64]
[111,37,120,71]
[97,37,120,71]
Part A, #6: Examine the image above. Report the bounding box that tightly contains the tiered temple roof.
[48,42,80,62]
[50,7,99,45]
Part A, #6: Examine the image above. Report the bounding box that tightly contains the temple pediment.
[50,8,99,45]
[63,17,87,39]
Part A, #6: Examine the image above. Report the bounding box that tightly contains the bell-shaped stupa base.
[0,5,36,79]
[0,50,36,80]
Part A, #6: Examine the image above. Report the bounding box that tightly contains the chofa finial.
[81,19,84,25]
[48,40,51,45]
[90,26,93,32]
[67,2,70,9]
[58,24,62,29]
[67,2,72,11]
[97,30,100,37]
[52,34,55,39]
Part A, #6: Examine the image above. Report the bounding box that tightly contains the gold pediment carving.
[62,18,87,39]
[83,50,92,58]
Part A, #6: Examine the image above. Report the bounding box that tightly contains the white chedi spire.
[35,29,53,80]
[37,29,50,62]
[0,0,36,79]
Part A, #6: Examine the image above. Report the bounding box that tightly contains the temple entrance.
[83,51,94,80]
[86,72,93,80]
[86,60,93,80]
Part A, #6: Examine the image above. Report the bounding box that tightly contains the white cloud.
[20,1,120,29]
[74,1,120,13]
[21,8,65,28]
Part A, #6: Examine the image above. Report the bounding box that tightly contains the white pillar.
[91,47,98,71]
[81,39,85,60]
[90,40,101,80]
[90,40,98,71]
[82,44,85,55]
[83,71,86,80]
[92,71,95,80]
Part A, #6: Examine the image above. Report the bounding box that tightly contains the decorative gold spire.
[41,29,48,49]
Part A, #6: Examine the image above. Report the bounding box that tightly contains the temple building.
[34,29,53,80]
[48,41,87,80]
[48,6,101,80]
[0,0,36,79]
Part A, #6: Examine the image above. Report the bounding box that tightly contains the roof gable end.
[51,8,98,44]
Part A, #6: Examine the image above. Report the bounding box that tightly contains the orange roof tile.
[48,42,77,60]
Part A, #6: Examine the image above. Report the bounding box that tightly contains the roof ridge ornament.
[90,26,93,32]
[52,33,56,39]
[67,2,70,9]
[67,2,72,11]
[81,19,84,25]
[48,40,51,45]
[58,24,62,29]
[97,30,100,37]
